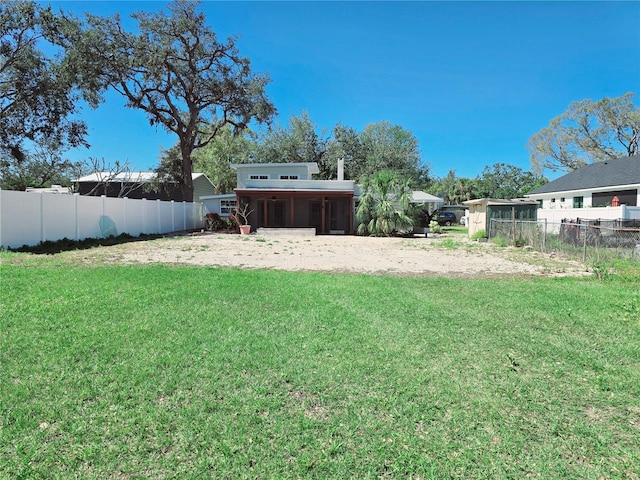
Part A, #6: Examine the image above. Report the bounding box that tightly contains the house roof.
[230,162,320,175]
[528,155,640,195]
[410,191,444,204]
[76,172,206,183]
[463,198,538,206]
[199,193,237,201]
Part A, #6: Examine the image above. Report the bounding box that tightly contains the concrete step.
[256,227,316,236]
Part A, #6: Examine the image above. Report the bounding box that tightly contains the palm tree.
[356,170,414,236]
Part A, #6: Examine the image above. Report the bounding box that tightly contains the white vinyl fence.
[0,190,204,249]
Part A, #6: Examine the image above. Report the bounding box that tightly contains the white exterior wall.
[531,185,640,209]
[235,165,314,188]
[0,190,204,249]
[466,204,487,238]
[537,206,640,224]
[201,194,236,216]
[242,179,355,191]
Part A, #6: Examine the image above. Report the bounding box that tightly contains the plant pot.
[239,225,251,235]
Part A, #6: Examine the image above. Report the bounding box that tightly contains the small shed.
[200,193,237,217]
[463,198,538,238]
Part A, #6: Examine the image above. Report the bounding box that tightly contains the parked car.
[435,211,457,226]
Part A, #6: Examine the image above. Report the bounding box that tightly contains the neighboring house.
[410,190,445,208]
[525,155,640,224]
[463,198,539,238]
[75,172,216,203]
[201,161,442,234]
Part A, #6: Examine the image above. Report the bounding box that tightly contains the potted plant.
[232,202,254,235]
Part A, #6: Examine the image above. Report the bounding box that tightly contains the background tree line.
[158,112,429,194]
[163,111,548,202]
[1,0,638,201]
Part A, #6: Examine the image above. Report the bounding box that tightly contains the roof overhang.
[410,191,444,204]
[230,162,320,175]
[235,188,353,197]
[463,198,539,206]
[199,193,237,200]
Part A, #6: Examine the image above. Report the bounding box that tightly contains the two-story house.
[232,162,355,234]
[201,161,442,235]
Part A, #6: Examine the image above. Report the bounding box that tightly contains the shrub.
[471,229,487,240]
[8,233,151,254]
[429,220,442,234]
[204,213,232,231]
[356,170,413,236]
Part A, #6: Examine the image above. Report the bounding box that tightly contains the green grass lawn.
[1,255,639,478]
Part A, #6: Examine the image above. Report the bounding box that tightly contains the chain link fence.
[489,218,640,263]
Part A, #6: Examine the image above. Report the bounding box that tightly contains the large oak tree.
[527,93,640,174]
[0,1,92,188]
[78,0,275,201]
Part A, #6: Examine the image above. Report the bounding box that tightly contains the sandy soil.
[88,231,588,277]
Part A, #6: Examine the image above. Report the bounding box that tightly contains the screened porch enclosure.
[236,190,354,234]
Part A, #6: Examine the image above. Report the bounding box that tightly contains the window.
[573,196,584,208]
[220,199,236,215]
[560,197,565,202]
[279,175,299,180]
[537,200,543,209]
[551,198,556,203]
[249,174,269,180]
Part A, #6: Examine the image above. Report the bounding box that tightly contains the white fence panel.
[103,196,127,237]
[77,195,104,240]
[0,190,204,249]
[1,190,41,248]
[538,206,626,224]
[186,201,200,231]
[42,193,76,242]
[158,200,174,234]
[125,198,145,237]
[537,206,640,233]
[174,202,187,232]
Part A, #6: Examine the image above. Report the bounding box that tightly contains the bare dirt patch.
[68,231,588,277]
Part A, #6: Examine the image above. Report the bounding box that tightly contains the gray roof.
[410,190,444,204]
[76,172,207,183]
[528,155,640,195]
[464,198,538,206]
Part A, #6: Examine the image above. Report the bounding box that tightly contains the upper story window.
[249,174,269,180]
[279,175,299,180]
[573,196,584,208]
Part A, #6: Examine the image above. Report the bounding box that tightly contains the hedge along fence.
[0,190,204,249]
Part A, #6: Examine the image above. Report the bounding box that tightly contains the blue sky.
[48,1,640,180]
